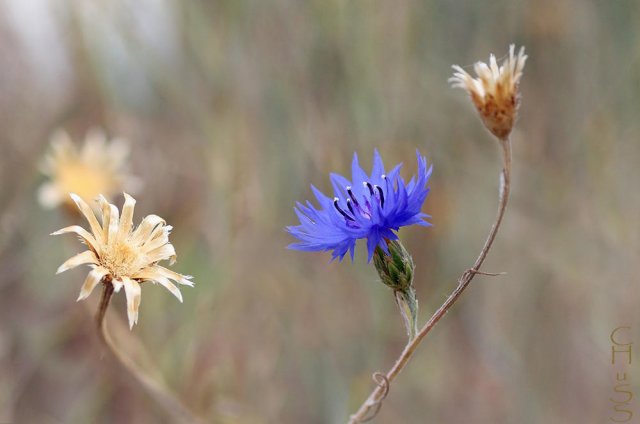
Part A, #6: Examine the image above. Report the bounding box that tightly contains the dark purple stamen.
[334,198,355,221]
[346,198,356,215]
[346,186,360,207]
[376,185,385,208]
[360,181,385,209]
[365,182,375,196]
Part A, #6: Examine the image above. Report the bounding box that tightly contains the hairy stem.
[95,283,203,424]
[348,137,512,423]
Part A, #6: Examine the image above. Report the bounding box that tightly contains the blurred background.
[1,0,639,423]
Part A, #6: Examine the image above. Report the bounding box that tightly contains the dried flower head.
[38,128,140,210]
[53,193,194,329]
[449,45,527,139]
[287,150,432,262]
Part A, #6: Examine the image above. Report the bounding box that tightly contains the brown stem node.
[465,268,507,277]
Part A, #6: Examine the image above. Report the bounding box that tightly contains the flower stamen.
[346,186,361,208]
[334,198,355,221]
[375,186,385,208]
[346,198,356,215]
[365,182,375,196]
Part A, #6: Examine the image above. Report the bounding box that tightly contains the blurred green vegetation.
[1,0,639,423]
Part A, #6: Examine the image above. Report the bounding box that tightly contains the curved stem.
[348,137,512,423]
[95,283,203,424]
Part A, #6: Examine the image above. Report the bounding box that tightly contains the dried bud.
[450,45,527,140]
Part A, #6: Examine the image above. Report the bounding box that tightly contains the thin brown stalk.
[95,283,203,424]
[348,136,512,423]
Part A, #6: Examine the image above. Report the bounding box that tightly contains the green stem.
[394,288,418,341]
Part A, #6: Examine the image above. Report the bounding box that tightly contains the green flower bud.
[373,239,419,340]
[373,239,415,292]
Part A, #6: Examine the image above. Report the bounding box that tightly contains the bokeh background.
[1,0,639,423]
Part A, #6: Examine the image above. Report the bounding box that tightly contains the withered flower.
[53,193,193,328]
[38,129,139,209]
[450,45,527,139]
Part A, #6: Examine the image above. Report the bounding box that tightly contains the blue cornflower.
[287,150,432,262]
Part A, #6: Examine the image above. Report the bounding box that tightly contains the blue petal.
[366,229,381,262]
[330,173,352,200]
[351,153,369,198]
[371,149,385,182]
[311,184,333,208]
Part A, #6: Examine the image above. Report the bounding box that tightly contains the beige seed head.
[52,193,194,329]
[449,45,527,140]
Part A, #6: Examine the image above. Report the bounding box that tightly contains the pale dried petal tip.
[181,276,195,287]
[52,193,193,329]
[77,267,108,301]
[56,250,98,274]
[449,44,527,139]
